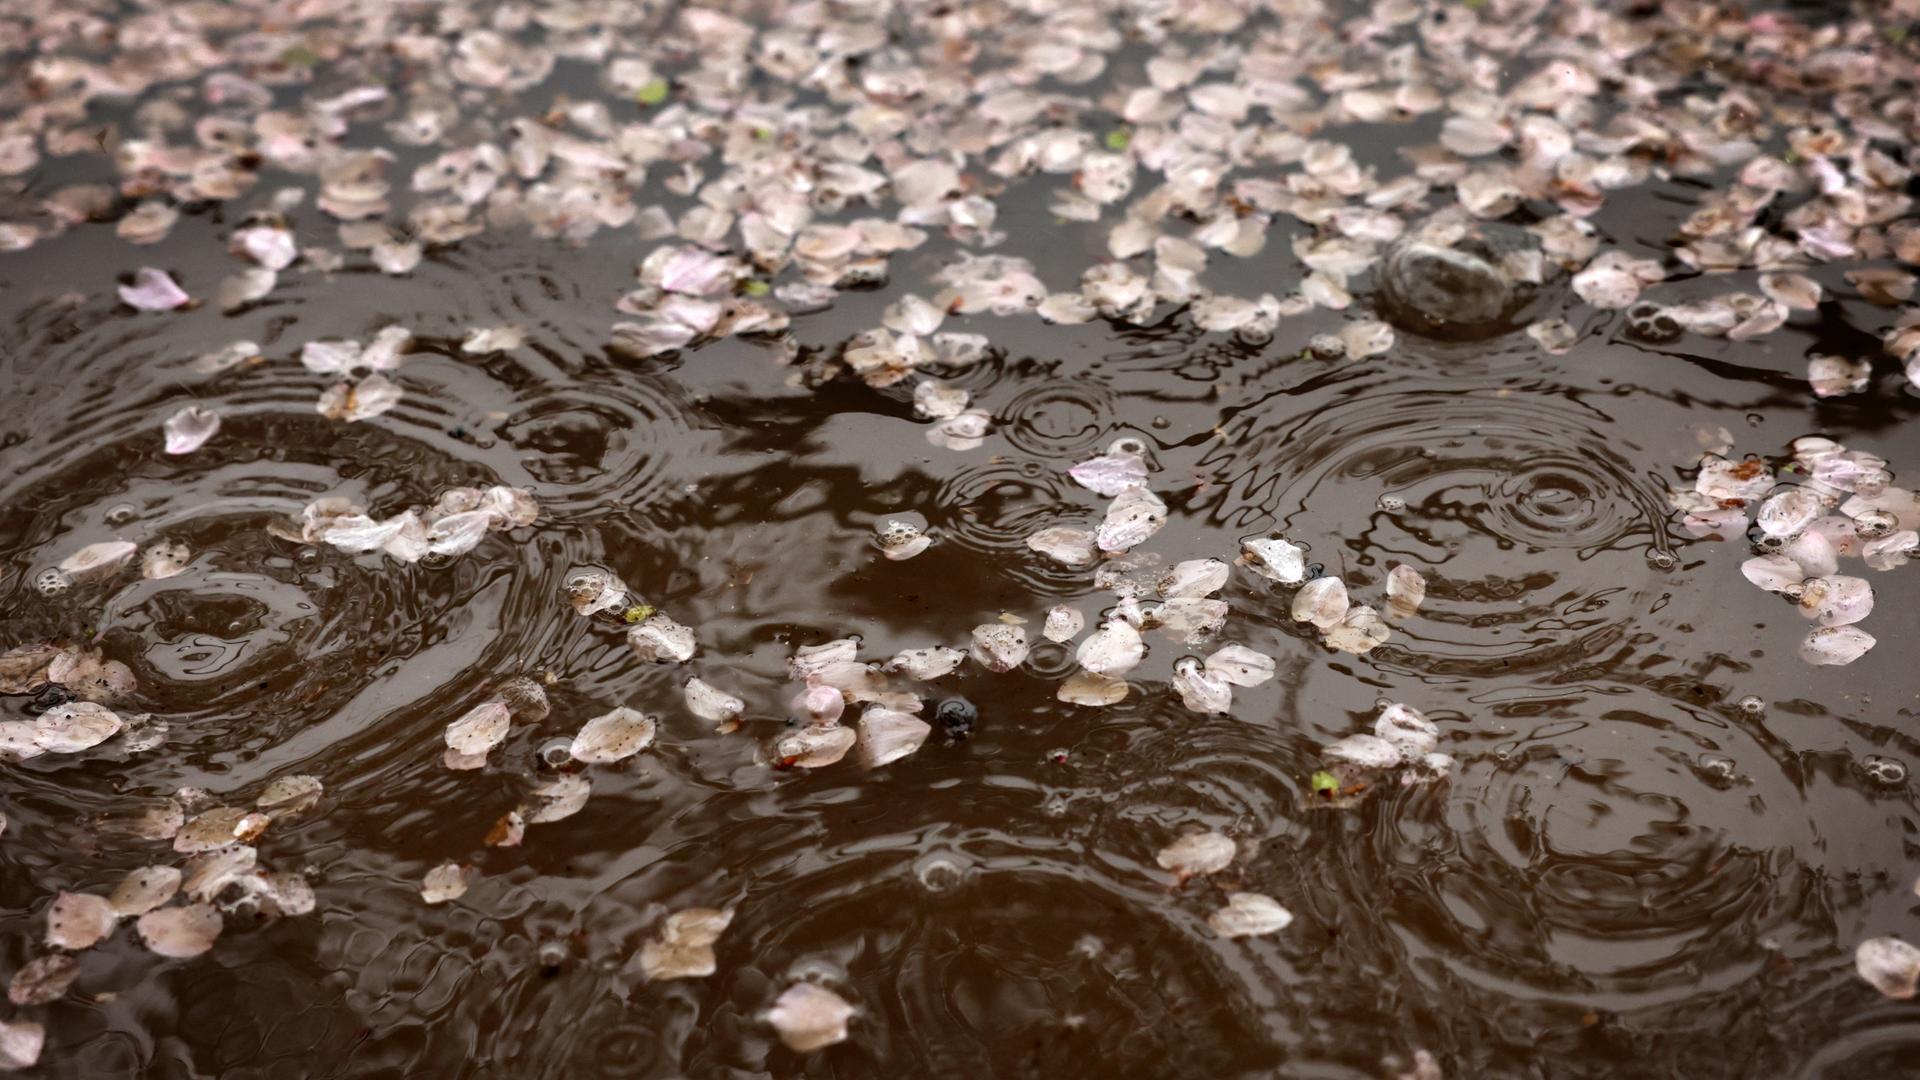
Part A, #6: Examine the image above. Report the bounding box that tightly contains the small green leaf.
[743,280,770,297]
[1888,25,1909,44]
[754,127,774,141]
[622,603,656,624]
[281,45,321,67]
[1310,770,1340,795]
[1461,0,1488,9]
[636,78,670,106]
[1104,128,1131,152]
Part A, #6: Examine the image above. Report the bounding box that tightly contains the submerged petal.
[1156,832,1235,879]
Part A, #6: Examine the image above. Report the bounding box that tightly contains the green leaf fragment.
[623,603,656,624]
[1104,128,1131,152]
[743,280,770,297]
[637,79,670,106]
[1310,770,1340,795]
[281,45,321,67]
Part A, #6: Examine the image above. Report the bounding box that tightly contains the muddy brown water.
[6,41,1920,1080]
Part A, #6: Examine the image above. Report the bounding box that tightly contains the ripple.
[931,459,1091,596]
[494,371,707,517]
[1203,380,1676,676]
[680,813,1292,1075]
[1330,690,1864,1024]
[998,379,1118,458]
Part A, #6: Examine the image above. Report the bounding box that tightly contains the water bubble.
[1378,494,1407,512]
[1696,754,1738,788]
[1042,793,1069,817]
[1109,436,1147,457]
[936,697,976,740]
[1646,550,1677,570]
[35,568,71,596]
[1854,509,1896,538]
[537,940,568,975]
[785,955,848,987]
[537,738,573,768]
[1308,333,1345,358]
[1862,755,1909,788]
[1737,695,1765,714]
[1150,416,1170,430]
[1625,302,1682,342]
[913,852,969,893]
[104,503,138,525]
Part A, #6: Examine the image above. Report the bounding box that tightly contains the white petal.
[1799,625,1875,666]
[570,707,657,763]
[1291,577,1349,629]
[34,702,122,753]
[768,982,855,1052]
[1374,703,1439,760]
[1096,487,1168,552]
[1171,657,1232,714]
[445,700,511,755]
[1857,937,1920,1000]
[1069,453,1149,497]
[421,861,477,904]
[461,325,527,353]
[1076,620,1145,677]
[141,542,191,579]
[1756,488,1822,538]
[888,647,964,680]
[1156,832,1235,878]
[1159,559,1229,598]
[136,903,222,958]
[119,267,190,311]
[1208,892,1293,938]
[775,723,857,768]
[109,866,182,916]
[521,774,591,823]
[1241,538,1306,584]
[858,705,931,767]
[684,678,745,724]
[1864,531,1917,572]
[1027,527,1097,567]
[629,615,696,662]
[1798,576,1873,627]
[0,1019,44,1072]
[1204,644,1274,687]
[163,406,221,454]
[316,373,403,422]
[1324,733,1403,770]
[46,891,118,950]
[1057,670,1129,705]
[970,624,1029,673]
[1325,604,1391,654]
[1385,565,1427,618]
[59,540,137,578]
[1043,606,1085,642]
[1741,553,1806,592]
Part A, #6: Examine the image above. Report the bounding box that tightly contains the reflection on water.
[2,0,1920,1077]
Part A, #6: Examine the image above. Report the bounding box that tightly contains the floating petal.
[1208,892,1293,938]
